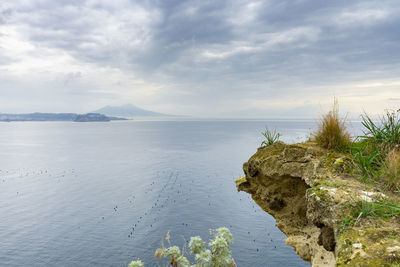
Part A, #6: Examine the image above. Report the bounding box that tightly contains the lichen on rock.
[236,142,400,266]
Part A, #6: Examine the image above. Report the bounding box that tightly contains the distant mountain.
[92,104,169,117]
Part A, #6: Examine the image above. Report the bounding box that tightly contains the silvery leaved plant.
[128,260,144,267]
[128,227,236,267]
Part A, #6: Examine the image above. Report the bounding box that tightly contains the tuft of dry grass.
[382,148,400,191]
[314,98,351,151]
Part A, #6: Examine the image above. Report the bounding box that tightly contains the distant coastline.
[0,112,127,122]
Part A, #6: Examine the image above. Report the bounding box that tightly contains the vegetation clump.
[360,109,400,148]
[352,199,400,219]
[383,149,400,191]
[314,98,351,151]
[354,109,400,191]
[312,99,400,191]
[261,127,281,146]
[128,227,236,267]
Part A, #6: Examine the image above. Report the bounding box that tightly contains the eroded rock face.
[236,142,400,266]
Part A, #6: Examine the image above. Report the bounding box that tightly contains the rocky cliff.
[236,142,400,266]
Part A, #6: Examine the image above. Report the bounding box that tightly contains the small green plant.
[261,127,281,146]
[360,109,400,150]
[128,227,236,267]
[338,217,354,233]
[352,200,400,219]
[314,98,351,151]
[350,140,382,177]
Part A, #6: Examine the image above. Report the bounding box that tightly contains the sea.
[0,119,363,266]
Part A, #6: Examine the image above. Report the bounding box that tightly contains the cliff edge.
[236,142,400,266]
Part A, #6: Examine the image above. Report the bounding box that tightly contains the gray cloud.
[64,71,82,86]
[0,0,399,116]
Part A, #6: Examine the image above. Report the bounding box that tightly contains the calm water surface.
[0,120,362,266]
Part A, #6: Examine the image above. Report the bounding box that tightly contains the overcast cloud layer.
[1,0,399,117]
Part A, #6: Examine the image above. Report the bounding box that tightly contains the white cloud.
[334,8,390,27]
[200,26,320,60]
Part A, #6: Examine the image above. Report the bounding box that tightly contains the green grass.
[353,109,400,190]
[261,127,281,146]
[350,140,382,177]
[338,199,400,232]
[352,200,400,219]
[338,217,355,233]
[360,110,400,149]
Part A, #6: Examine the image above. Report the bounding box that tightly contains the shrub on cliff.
[261,127,281,146]
[314,98,351,151]
[128,227,236,267]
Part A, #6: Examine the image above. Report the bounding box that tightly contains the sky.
[0,0,399,118]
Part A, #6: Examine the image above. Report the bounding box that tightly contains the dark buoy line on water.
[2,167,283,260]
[0,168,77,196]
[94,169,281,255]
